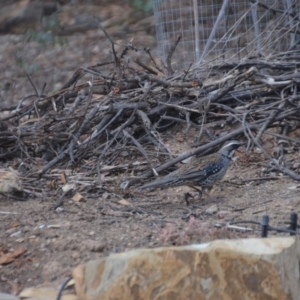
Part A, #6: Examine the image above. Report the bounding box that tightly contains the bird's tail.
[139,176,177,190]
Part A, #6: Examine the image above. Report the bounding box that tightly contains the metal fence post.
[261,215,269,238]
[290,212,298,236]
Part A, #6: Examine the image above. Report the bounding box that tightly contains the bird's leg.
[184,192,194,206]
[187,185,202,200]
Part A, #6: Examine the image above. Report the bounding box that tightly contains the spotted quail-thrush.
[139,140,244,196]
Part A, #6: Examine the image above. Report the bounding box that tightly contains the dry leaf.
[6,222,21,229]
[61,172,67,184]
[0,247,27,265]
[191,80,199,87]
[72,192,85,202]
[118,199,132,206]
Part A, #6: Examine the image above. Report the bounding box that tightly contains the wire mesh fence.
[230,213,300,237]
[153,0,300,71]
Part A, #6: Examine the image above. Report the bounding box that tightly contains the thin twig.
[166,35,182,76]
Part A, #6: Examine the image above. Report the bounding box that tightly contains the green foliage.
[25,29,54,45]
[17,14,67,74]
[15,50,41,74]
[24,14,67,47]
[131,0,153,13]
[43,13,60,31]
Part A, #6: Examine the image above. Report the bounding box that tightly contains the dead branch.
[1,38,300,194]
[166,35,182,76]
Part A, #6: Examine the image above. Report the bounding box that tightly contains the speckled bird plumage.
[139,140,244,191]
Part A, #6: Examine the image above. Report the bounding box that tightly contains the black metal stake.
[290,212,298,236]
[261,215,269,238]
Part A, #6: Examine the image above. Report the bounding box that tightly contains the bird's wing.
[175,152,219,174]
[140,152,221,189]
[141,167,207,190]
[190,152,220,168]
[139,176,179,189]
[175,169,207,181]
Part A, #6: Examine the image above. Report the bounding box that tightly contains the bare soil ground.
[1,125,300,294]
[1,3,300,296]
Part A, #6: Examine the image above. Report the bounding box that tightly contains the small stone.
[9,230,22,238]
[120,151,129,157]
[0,292,20,300]
[5,228,18,234]
[62,183,76,193]
[205,204,218,214]
[22,226,30,233]
[287,185,300,190]
[55,207,64,213]
[92,243,106,253]
[0,170,23,194]
[72,251,80,259]
[102,192,109,199]
[254,147,262,154]
[80,240,106,252]
[217,210,231,219]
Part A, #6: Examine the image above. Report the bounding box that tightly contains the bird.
[139,140,244,198]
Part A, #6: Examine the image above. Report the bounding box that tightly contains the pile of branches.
[2,34,300,189]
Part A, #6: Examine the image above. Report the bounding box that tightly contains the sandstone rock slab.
[73,237,300,300]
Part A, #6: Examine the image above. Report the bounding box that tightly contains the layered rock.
[73,237,300,300]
